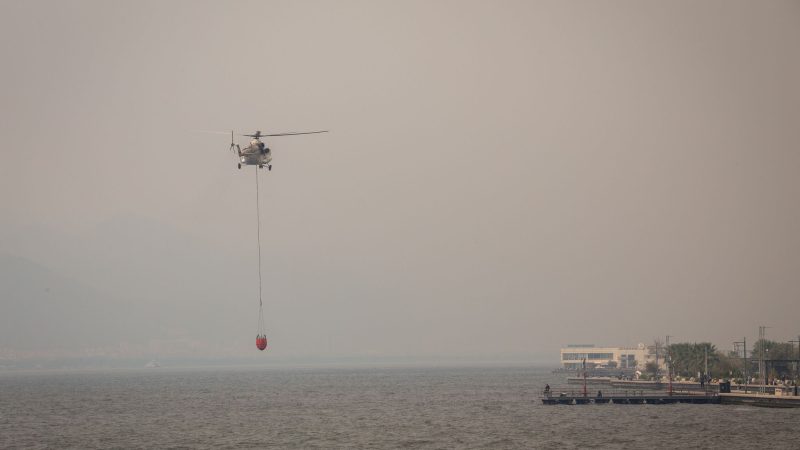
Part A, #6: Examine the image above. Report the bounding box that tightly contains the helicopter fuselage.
[238,139,272,168]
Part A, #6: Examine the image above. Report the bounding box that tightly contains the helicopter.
[230,129,328,170]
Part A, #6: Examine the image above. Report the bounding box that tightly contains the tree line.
[651,340,799,380]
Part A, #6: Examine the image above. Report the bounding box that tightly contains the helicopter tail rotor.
[229,130,241,155]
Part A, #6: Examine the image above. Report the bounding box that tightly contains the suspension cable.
[255,168,264,336]
[256,167,262,307]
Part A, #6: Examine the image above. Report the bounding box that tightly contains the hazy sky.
[1,1,799,363]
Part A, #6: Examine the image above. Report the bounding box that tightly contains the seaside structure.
[560,343,653,370]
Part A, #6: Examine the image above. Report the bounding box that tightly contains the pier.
[719,392,800,408]
[541,388,800,407]
[541,389,719,405]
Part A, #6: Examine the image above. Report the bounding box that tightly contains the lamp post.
[666,335,673,396]
[734,338,747,393]
[759,326,767,393]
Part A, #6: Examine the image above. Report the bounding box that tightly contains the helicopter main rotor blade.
[194,129,235,135]
[243,131,329,137]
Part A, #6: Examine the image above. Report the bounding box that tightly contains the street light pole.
[758,326,764,392]
[703,346,709,392]
[734,338,747,393]
[744,337,748,394]
[666,335,673,396]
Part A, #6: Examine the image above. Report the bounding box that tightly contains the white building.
[560,343,651,370]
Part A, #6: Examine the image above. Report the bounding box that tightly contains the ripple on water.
[2,366,800,449]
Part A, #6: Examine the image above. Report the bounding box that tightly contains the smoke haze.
[1,1,799,365]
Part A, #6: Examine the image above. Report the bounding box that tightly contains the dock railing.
[539,387,718,398]
[540,387,717,399]
[540,386,719,405]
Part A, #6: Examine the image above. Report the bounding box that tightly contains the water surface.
[1,365,798,448]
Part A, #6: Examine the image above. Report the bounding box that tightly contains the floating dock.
[567,378,786,394]
[541,389,719,405]
[542,389,800,407]
[719,392,800,408]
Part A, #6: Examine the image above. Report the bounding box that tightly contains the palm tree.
[666,342,717,378]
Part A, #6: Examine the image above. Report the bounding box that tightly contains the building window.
[562,352,614,361]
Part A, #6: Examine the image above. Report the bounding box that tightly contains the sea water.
[1,365,798,449]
